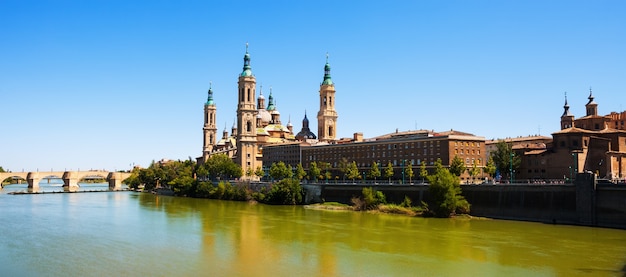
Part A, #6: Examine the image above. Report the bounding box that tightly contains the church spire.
[241,42,252,77]
[585,87,598,116]
[562,92,572,117]
[206,81,215,106]
[587,87,595,104]
[267,87,276,111]
[322,52,333,85]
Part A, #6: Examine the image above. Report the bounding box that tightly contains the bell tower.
[317,53,338,141]
[235,43,259,175]
[203,82,218,160]
[560,92,574,129]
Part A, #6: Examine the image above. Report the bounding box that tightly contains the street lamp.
[569,165,572,183]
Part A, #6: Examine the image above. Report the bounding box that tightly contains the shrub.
[353,187,386,210]
[263,179,303,205]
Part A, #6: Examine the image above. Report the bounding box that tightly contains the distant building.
[301,129,486,182]
[516,90,626,181]
[199,45,339,179]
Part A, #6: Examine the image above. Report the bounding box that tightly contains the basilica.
[200,45,338,178]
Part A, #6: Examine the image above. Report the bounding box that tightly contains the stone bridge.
[0,171,131,190]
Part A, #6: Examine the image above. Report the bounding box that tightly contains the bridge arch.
[0,171,131,190]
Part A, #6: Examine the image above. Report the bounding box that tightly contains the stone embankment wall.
[304,173,626,229]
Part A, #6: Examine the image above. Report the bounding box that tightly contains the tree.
[318,162,332,183]
[384,162,394,183]
[204,154,242,180]
[368,162,381,182]
[427,163,470,217]
[406,161,414,183]
[491,141,521,181]
[263,178,303,205]
[420,162,428,183]
[0,166,5,173]
[246,167,253,177]
[338,157,349,182]
[254,166,265,179]
[269,161,292,180]
[308,162,321,181]
[468,160,481,184]
[484,156,497,180]
[294,163,306,181]
[449,155,466,177]
[346,161,360,183]
[196,165,209,181]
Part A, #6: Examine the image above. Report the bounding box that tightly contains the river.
[1,183,625,276]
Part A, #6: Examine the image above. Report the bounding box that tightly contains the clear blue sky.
[1,0,625,172]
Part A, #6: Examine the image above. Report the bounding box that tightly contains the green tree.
[406,161,414,183]
[0,166,5,173]
[294,163,306,181]
[427,163,470,217]
[368,162,381,182]
[469,160,481,184]
[346,161,360,183]
[196,164,209,180]
[263,178,303,205]
[204,154,242,180]
[245,167,253,177]
[308,162,321,181]
[384,162,394,183]
[353,187,386,210]
[419,162,428,183]
[254,166,264,179]
[484,156,497,179]
[318,162,332,183]
[338,157,349,182]
[449,155,466,177]
[491,141,521,181]
[269,161,292,180]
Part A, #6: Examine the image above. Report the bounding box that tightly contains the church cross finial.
[209,81,212,89]
[245,42,249,53]
[326,52,329,63]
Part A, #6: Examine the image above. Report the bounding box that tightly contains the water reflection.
[136,194,626,276]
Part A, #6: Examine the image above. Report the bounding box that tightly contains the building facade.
[516,90,626,181]
[200,45,339,179]
[301,130,486,182]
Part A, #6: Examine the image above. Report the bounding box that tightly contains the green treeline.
[123,155,304,205]
[122,155,470,217]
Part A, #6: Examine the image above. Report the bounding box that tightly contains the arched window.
[240,88,244,101]
[328,126,333,137]
[247,88,251,102]
[247,121,252,132]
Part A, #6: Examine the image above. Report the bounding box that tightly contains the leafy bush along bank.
[123,157,470,217]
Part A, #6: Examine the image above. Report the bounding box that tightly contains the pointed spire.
[587,87,595,104]
[241,42,252,77]
[267,87,276,111]
[322,52,333,85]
[562,92,572,117]
[206,81,215,106]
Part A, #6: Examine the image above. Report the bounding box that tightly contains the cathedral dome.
[258,109,271,123]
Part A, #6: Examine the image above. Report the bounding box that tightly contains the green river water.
[1,183,625,276]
